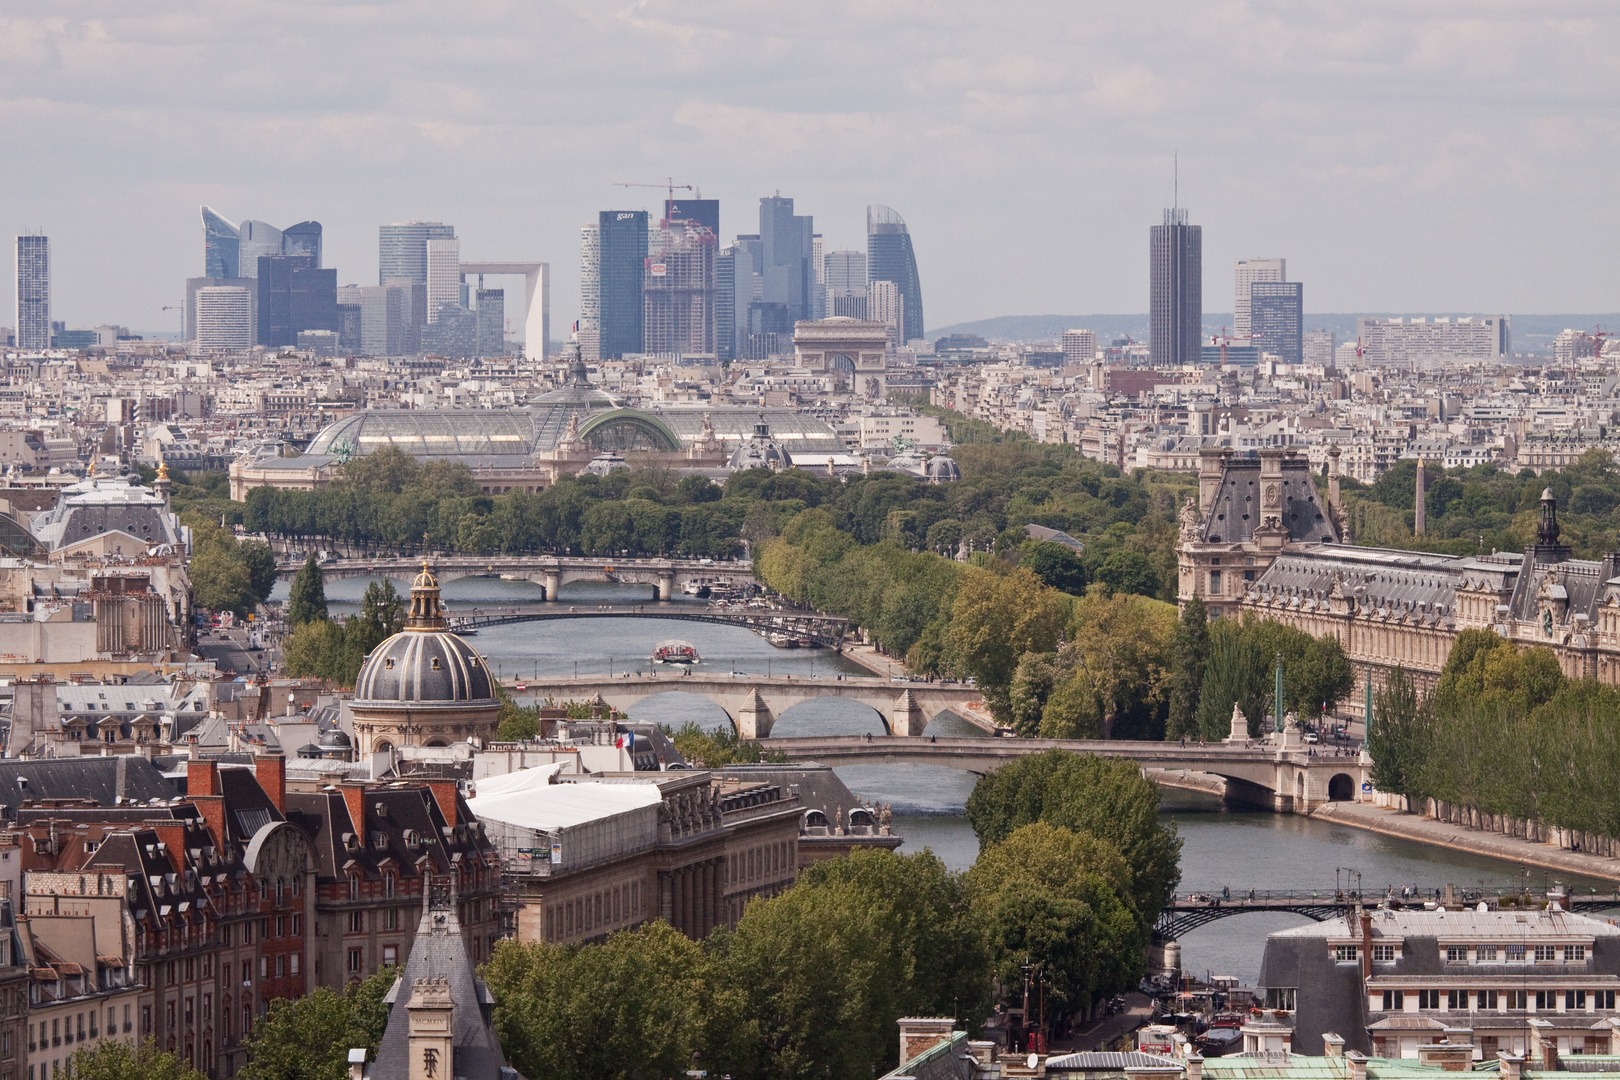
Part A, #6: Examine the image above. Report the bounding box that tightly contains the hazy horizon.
[4,3,1617,334]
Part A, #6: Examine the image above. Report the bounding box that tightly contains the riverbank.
[1310,800,1620,888]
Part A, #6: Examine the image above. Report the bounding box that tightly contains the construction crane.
[614,178,696,204]
[161,304,183,341]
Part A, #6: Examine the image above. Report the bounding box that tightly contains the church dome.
[729,419,793,472]
[352,563,498,707]
[534,343,618,409]
[925,453,961,482]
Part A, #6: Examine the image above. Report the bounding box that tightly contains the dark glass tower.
[760,196,813,323]
[866,205,923,343]
[1150,208,1202,365]
[598,210,648,359]
[666,199,719,237]
[201,207,240,278]
[257,255,337,347]
[1249,280,1303,363]
[282,221,323,268]
[715,245,736,364]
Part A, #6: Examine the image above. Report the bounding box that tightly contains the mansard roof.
[1201,453,1340,546]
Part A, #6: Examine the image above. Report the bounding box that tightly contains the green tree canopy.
[240,970,393,1080]
[287,554,328,627]
[69,1039,209,1080]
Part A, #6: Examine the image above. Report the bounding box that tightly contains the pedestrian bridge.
[1154,891,1620,940]
[757,735,1372,813]
[277,555,755,601]
[507,673,982,738]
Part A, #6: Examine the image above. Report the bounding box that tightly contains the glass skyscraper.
[282,221,323,267]
[15,234,49,351]
[475,288,505,357]
[238,221,283,280]
[201,207,240,278]
[379,221,455,285]
[1150,208,1202,366]
[760,196,813,323]
[1249,280,1304,363]
[257,255,337,347]
[598,210,648,359]
[866,205,923,343]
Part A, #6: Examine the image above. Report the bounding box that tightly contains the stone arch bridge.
[277,555,755,602]
[509,674,981,738]
[756,735,1371,814]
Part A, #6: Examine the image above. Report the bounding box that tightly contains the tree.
[240,970,393,1080]
[943,567,1069,719]
[281,619,348,684]
[190,542,258,616]
[485,922,714,1080]
[70,1038,208,1080]
[1039,586,1174,741]
[1019,541,1088,595]
[1365,666,1425,805]
[1166,595,1209,740]
[287,554,328,627]
[239,540,280,604]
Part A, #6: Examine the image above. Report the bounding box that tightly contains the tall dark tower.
[1150,207,1202,366]
[866,205,923,343]
[598,209,649,359]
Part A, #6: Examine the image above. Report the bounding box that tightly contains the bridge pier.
[889,690,926,737]
[542,571,560,601]
[735,689,774,740]
[657,572,674,602]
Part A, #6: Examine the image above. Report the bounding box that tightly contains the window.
[1381,989,1405,1010]
[275,878,284,905]
[1506,944,1527,961]
[1478,990,1498,1010]
[1481,1037,1500,1057]
[1566,945,1587,961]
[1333,944,1358,962]
[349,911,365,934]
[1373,944,1397,961]
[1597,990,1616,1009]
[1567,990,1587,1010]
[52,1019,59,1047]
[125,1005,132,1033]
[385,909,398,931]
[1535,944,1558,961]
[1417,989,1442,1009]
[1536,990,1556,1010]
[1447,990,1465,1010]
[276,917,285,938]
[348,949,362,974]
[275,956,284,978]
[292,915,302,936]
[290,954,299,976]
[257,880,268,901]
[1445,945,1468,962]
[347,875,360,902]
[88,1011,96,1038]
[258,958,267,980]
[242,961,251,986]
[1477,945,1498,961]
[383,945,398,968]
[384,873,395,899]
[1209,571,1222,594]
[1265,988,1295,1010]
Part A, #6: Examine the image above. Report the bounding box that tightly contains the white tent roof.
[467,769,660,832]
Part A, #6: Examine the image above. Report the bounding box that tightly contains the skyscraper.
[825,250,867,319]
[237,221,283,279]
[1062,329,1097,366]
[195,286,252,350]
[643,221,716,356]
[187,276,257,343]
[868,280,904,347]
[760,196,813,323]
[666,199,719,237]
[426,237,461,321]
[1149,208,1201,366]
[715,245,737,364]
[475,289,505,357]
[201,207,240,278]
[578,222,601,361]
[281,221,323,267]
[1233,257,1285,337]
[598,210,648,360]
[256,255,337,347]
[15,235,49,351]
[811,232,826,319]
[866,205,923,343]
[379,221,455,285]
[1249,280,1304,363]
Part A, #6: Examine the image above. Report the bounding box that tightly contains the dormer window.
[430,657,441,670]
[384,658,394,670]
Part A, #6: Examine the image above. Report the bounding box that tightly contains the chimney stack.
[254,752,286,816]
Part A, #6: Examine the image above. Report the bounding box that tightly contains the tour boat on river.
[652,639,700,664]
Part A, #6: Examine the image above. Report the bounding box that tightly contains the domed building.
[729,419,793,472]
[349,563,501,756]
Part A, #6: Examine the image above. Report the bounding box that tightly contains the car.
[1303,731,1320,744]
[729,671,750,678]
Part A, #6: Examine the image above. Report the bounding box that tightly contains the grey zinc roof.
[1248,551,1466,623]
[0,756,177,819]
[1508,555,1615,625]
[354,630,496,705]
[1202,457,1339,546]
[29,477,182,551]
[1047,1051,1183,1070]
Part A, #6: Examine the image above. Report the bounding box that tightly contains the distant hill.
[926,313,1620,354]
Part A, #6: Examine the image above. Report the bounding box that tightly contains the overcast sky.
[3,1,1618,337]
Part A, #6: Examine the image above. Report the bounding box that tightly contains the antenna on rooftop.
[1174,151,1179,211]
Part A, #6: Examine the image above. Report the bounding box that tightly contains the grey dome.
[584,451,629,476]
[296,742,322,758]
[318,727,352,747]
[729,420,793,472]
[925,454,960,482]
[354,631,496,705]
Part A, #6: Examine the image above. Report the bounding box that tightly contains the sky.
[3,1,1618,338]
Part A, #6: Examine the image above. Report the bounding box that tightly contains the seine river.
[302,575,1620,986]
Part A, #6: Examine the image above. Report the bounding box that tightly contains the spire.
[406,561,446,630]
[1414,459,1427,536]
[1533,487,1571,565]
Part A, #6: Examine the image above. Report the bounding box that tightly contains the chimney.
[1497,1052,1524,1080]
[1345,1051,1367,1080]
[426,780,458,828]
[1414,459,1427,535]
[1322,1034,1345,1059]
[897,1018,957,1067]
[340,783,368,840]
[255,752,286,817]
[1186,1054,1204,1080]
[149,823,187,871]
[346,1048,367,1080]
[1197,447,1227,515]
[192,794,226,848]
[186,758,219,799]
[1360,908,1373,980]
[1529,1019,1556,1071]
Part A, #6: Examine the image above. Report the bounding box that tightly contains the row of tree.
[1367,630,1620,839]
[280,557,405,686]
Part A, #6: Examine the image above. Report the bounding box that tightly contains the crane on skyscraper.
[613,178,697,203]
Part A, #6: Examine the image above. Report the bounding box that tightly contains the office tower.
[342,285,405,356]
[257,255,337,347]
[578,222,601,361]
[743,301,793,360]
[195,286,253,350]
[825,250,867,319]
[1062,329,1098,366]
[476,288,505,356]
[760,196,814,322]
[598,210,648,359]
[15,235,49,351]
[869,280,904,347]
[423,305,477,358]
[1149,208,1201,366]
[186,277,257,343]
[1233,257,1285,337]
[666,199,719,237]
[338,301,362,353]
[811,233,826,319]
[715,245,737,364]
[379,221,455,285]
[1249,281,1303,363]
[201,207,240,277]
[643,222,716,356]
[1355,317,1511,364]
[866,205,923,343]
[1303,329,1336,366]
[237,221,283,279]
[281,221,323,267]
[732,235,763,354]
[385,278,427,353]
[425,237,461,321]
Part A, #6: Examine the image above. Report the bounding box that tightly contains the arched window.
[384,872,395,899]
[275,878,285,905]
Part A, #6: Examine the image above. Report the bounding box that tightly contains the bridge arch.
[579,409,682,452]
[1328,773,1355,801]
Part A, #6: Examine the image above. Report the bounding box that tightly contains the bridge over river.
[278,554,756,602]
[1155,891,1620,941]
[450,607,849,648]
[757,735,1372,813]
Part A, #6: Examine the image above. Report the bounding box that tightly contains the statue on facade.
[879,803,893,832]
[1179,496,1201,541]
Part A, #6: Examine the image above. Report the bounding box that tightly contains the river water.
[293,576,1620,986]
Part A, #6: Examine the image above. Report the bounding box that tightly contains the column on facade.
[658,871,673,928]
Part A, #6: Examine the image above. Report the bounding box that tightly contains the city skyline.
[2,4,1618,333]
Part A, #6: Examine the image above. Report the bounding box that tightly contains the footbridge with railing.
[448,607,849,648]
[277,554,756,601]
[1154,891,1620,941]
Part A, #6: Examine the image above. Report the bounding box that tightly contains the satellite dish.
[1027,1054,1039,1070]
